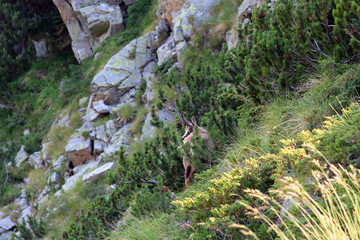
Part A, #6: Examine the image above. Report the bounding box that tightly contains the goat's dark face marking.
[182,124,194,140]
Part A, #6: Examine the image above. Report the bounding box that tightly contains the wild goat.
[179,114,213,186]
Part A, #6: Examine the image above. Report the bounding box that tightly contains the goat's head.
[179,113,197,142]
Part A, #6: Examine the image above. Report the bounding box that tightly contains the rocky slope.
[0,0,229,238]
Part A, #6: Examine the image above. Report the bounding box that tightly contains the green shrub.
[62,191,126,240]
[226,0,360,103]
[81,131,90,138]
[22,133,42,154]
[17,204,48,240]
[131,185,173,218]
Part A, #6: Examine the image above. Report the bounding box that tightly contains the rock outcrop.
[53,0,140,62]
[0,216,15,234]
[32,38,47,59]
[14,146,28,168]
[226,0,272,50]
[156,0,219,64]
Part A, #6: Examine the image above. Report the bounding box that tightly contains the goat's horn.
[178,111,191,125]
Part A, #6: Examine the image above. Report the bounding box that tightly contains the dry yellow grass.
[232,157,360,240]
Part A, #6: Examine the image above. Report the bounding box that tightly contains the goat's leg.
[185,165,192,186]
[188,166,196,183]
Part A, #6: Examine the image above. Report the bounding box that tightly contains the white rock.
[0,216,16,234]
[60,160,100,193]
[82,162,115,181]
[53,155,66,171]
[17,206,32,227]
[157,34,176,65]
[14,198,27,209]
[0,231,13,240]
[47,172,61,185]
[29,152,43,169]
[14,146,29,168]
[83,108,100,122]
[93,100,110,114]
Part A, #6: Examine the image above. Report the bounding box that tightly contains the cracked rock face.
[53,0,139,62]
[91,32,158,92]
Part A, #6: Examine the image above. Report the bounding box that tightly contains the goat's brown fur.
[179,115,212,186]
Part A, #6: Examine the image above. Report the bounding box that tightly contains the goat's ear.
[191,116,197,125]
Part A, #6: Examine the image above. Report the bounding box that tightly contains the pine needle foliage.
[227,0,360,103]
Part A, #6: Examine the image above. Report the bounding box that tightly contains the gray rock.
[94,140,106,154]
[32,38,47,59]
[83,108,100,122]
[53,155,66,170]
[140,113,157,141]
[14,198,27,209]
[238,0,261,23]
[15,145,29,168]
[0,231,12,240]
[176,41,188,63]
[58,160,100,193]
[155,21,169,35]
[93,100,110,114]
[157,34,176,65]
[29,152,43,169]
[174,25,185,43]
[90,124,108,143]
[41,142,50,162]
[104,124,132,156]
[105,120,117,139]
[53,0,126,62]
[65,137,93,166]
[17,206,32,227]
[47,172,61,185]
[0,216,16,234]
[52,113,70,128]
[226,28,238,50]
[20,189,26,199]
[79,4,124,37]
[140,110,175,141]
[172,0,220,39]
[82,162,115,181]
[91,32,157,94]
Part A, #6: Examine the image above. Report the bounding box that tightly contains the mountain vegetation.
[1,0,360,239]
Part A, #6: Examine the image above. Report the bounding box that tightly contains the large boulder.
[156,0,220,65]
[82,162,115,181]
[65,137,93,166]
[91,32,158,93]
[53,0,133,62]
